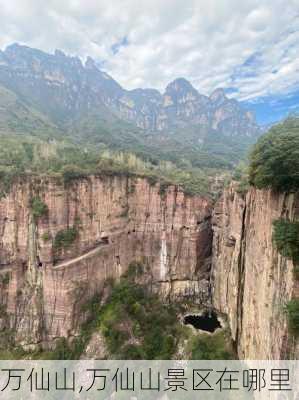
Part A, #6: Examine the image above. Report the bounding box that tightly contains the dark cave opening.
[183,311,221,333]
[100,236,109,244]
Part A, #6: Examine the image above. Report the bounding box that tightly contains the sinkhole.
[183,310,222,333]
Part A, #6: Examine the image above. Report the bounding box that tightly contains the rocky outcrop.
[212,185,298,359]
[0,175,212,347]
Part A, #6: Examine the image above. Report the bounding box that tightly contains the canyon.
[0,174,297,359]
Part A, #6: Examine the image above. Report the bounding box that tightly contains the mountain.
[0,83,60,137]
[0,43,262,168]
[114,78,259,137]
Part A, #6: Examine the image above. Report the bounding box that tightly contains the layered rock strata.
[0,175,212,347]
[212,186,298,359]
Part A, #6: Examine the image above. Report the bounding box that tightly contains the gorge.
[0,174,297,359]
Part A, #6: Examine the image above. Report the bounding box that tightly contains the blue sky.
[0,0,298,125]
[243,91,299,125]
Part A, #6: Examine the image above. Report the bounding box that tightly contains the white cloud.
[0,0,298,101]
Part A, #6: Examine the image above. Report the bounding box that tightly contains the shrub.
[121,344,145,359]
[30,197,48,220]
[285,300,299,337]
[158,181,170,197]
[189,331,234,360]
[0,304,7,317]
[273,219,299,266]
[124,261,144,280]
[54,227,78,250]
[0,273,10,285]
[50,338,73,359]
[62,165,88,185]
[42,232,51,242]
[98,278,180,359]
[249,117,299,192]
[119,205,129,218]
[233,163,250,196]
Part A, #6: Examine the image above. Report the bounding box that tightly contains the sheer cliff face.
[0,176,297,359]
[0,176,212,347]
[212,186,298,359]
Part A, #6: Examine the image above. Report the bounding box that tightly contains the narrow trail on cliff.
[52,243,110,270]
[0,267,12,274]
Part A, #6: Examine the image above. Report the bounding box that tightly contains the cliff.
[212,185,299,359]
[0,175,297,359]
[0,175,212,348]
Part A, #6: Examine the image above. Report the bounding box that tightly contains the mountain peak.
[210,88,227,102]
[5,43,29,56]
[165,77,196,93]
[85,56,96,69]
[54,49,66,58]
[5,42,22,51]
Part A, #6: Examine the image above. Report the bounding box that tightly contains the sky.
[0,0,298,124]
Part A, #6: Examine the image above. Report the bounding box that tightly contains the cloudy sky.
[0,0,298,123]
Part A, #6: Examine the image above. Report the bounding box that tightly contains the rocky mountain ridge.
[0,43,260,137]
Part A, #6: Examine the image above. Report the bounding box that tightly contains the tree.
[273,219,299,265]
[249,117,299,192]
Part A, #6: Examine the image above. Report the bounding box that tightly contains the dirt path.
[53,243,109,270]
[0,267,12,274]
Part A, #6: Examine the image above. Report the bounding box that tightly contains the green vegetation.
[54,227,78,250]
[285,299,299,337]
[30,197,48,220]
[0,262,236,360]
[232,161,250,196]
[41,232,51,242]
[40,263,234,360]
[249,117,299,192]
[189,331,234,360]
[0,273,10,285]
[0,304,7,317]
[273,219,299,267]
[0,133,214,197]
[99,279,180,359]
[0,84,61,138]
[0,86,251,199]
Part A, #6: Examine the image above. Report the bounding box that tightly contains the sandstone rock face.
[0,175,212,347]
[212,185,298,359]
[1,176,297,359]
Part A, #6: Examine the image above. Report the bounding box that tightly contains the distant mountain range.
[0,43,263,168]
